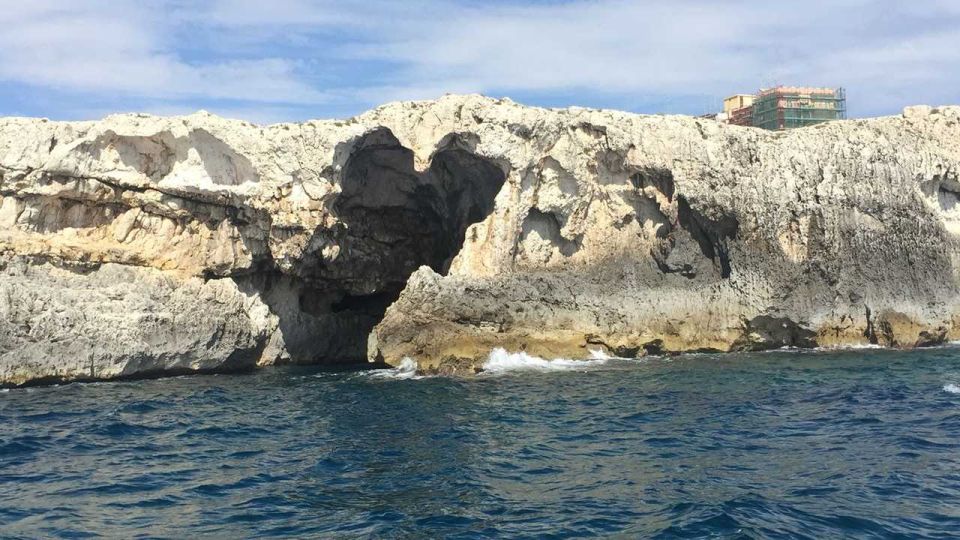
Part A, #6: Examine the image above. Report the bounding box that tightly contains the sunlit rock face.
[1,96,959,383]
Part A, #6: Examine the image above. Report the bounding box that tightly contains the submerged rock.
[1,96,959,383]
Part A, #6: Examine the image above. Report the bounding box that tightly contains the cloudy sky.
[1,0,958,124]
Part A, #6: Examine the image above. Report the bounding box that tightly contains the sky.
[0,0,958,124]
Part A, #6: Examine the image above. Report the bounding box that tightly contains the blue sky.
[1,0,958,124]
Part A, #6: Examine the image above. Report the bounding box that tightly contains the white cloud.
[0,1,325,104]
[341,0,960,114]
[0,0,957,118]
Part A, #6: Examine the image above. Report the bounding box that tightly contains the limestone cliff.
[1,96,958,384]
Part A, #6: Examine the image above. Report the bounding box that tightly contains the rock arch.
[253,128,508,364]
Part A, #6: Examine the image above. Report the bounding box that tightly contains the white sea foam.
[587,348,645,361]
[944,383,960,394]
[588,348,613,360]
[364,357,422,380]
[816,342,884,351]
[481,348,609,374]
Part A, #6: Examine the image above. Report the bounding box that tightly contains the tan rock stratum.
[1,95,959,384]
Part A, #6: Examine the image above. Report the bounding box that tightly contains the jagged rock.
[1,96,960,384]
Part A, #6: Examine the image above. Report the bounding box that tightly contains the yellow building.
[723,94,754,114]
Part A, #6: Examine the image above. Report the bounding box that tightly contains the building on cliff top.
[752,87,847,130]
[712,86,847,130]
[722,94,755,127]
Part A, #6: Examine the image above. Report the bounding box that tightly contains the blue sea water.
[3,347,960,538]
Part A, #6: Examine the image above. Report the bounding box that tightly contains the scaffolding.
[751,86,846,130]
[728,105,753,127]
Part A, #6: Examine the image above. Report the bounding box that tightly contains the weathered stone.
[366,99,960,373]
[2,95,960,384]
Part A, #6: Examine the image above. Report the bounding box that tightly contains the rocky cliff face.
[1,96,958,384]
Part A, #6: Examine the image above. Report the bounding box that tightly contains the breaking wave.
[588,348,615,360]
[363,357,422,380]
[481,348,609,374]
[944,383,960,394]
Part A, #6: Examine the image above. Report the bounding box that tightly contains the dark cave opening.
[676,195,739,279]
[271,129,507,364]
[331,130,505,289]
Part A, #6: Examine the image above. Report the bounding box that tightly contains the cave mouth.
[676,195,739,279]
[288,129,506,364]
[332,129,506,284]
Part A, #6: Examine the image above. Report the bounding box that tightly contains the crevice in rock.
[630,167,675,201]
[921,170,960,234]
[520,208,582,258]
[877,317,896,347]
[623,194,671,237]
[651,242,697,278]
[938,185,959,210]
[864,305,878,344]
[623,167,698,278]
[677,196,739,278]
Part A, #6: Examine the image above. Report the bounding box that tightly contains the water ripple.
[2,349,960,537]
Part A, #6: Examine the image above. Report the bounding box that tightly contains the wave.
[816,343,884,351]
[588,348,614,360]
[481,348,609,374]
[363,358,422,380]
[944,383,960,394]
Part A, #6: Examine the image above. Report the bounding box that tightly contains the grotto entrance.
[331,129,505,288]
[265,129,506,365]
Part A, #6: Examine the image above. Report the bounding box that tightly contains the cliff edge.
[1,96,958,384]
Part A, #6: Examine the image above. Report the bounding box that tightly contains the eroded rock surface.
[1,96,959,383]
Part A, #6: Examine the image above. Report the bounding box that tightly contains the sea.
[3,346,960,538]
